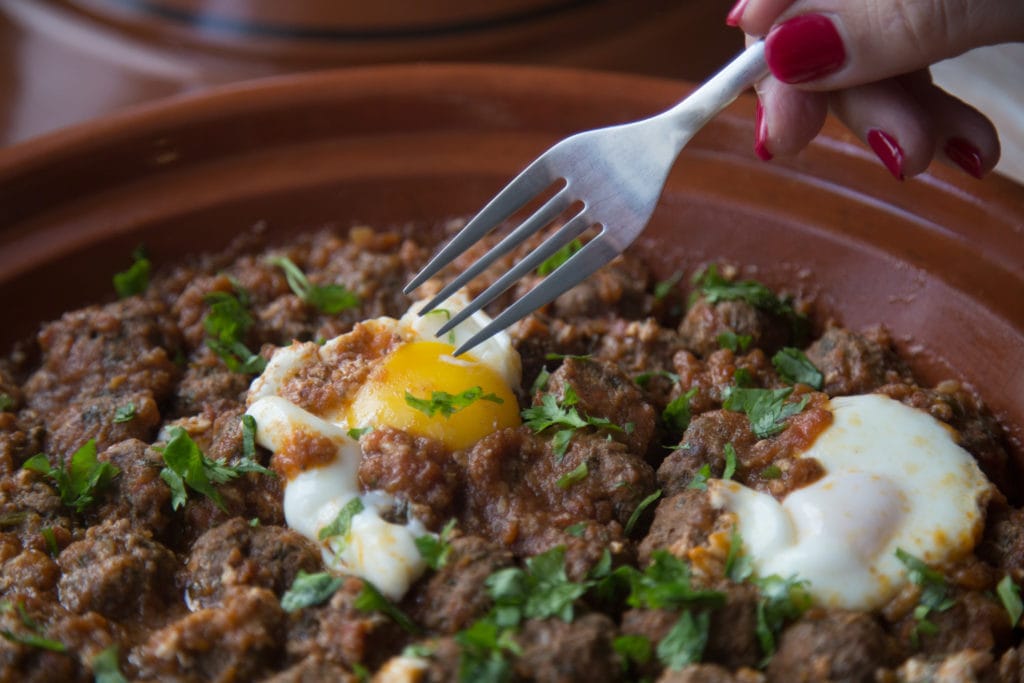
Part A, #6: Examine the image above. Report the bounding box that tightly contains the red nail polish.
[765,14,846,84]
[726,0,749,27]
[754,100,773,161]
[944,137,985,179]
[867,129,904,180]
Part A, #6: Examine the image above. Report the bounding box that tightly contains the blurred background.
[0,0,1019,182]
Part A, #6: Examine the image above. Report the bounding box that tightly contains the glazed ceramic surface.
[0,64,1021,457]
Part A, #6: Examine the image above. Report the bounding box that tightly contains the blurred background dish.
[0,64,1021,454]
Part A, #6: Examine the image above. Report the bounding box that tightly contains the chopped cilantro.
[613,634,652,671]
[564,522,588,538]
[531,367,551,394]
[663,388,698,433]
[241,414,258,460]
[723,386,808,438]
[281,570,344,612]
[455,618,520,683]
[405,386,503,419]
[0,600,67,652]
[537,238,583,276]
[654,270,684,301]
[999,576,1022,627]
[733,367,754,387]
[556,462,589,489]
[0,393,15,412]
[268,255,360,314]
[633,369,681,388]
[112,402,136,424]
[772,347,823,389]
[248,517,261,527]
[691,264,793,316]
[724,527,753,582]
[41,527,58,558]
[544,353,592,361]
[402,643,435,659]
[625,489,662,536]
[687,463,711,491]
[521,388,622,460]
[157,425,271,512]
[753,574,812,661]
[896,548,955,646]
[203,289,266,374]
[354,580,419,634]
[92,645,127,683]
[113,247,150,299]
[625,550,726,611]
[657,610,710,670]
[347,426,372,440]
[318,497,364,546]
[722,443,737,481]
[487,546,588,625]
[416,519,457,570]
[760,464,782,479]
[717,330,753,352]
[22,440,119,514]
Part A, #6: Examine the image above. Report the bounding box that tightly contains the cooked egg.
[245,293,522,599]
[708,393,993,610]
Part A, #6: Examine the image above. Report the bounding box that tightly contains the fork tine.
[403,158,559,295]
[434,209,591,337]
[453,233,620,356]
[416,186,573,316]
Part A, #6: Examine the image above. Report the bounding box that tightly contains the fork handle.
[662,41,768,146]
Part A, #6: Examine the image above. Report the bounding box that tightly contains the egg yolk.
[346,340,520,450]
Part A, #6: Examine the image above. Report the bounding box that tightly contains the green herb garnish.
[654,271,684,301]
[416,519,457,570]
[633,370,681,388]
[281,571,344,612]
[723,386,808,438]
[0,393,15,412]
[556,462,589,489]
[405,386,503,419]
[318,497,365,547]
[537,239,583,276]
[0,600,67,652]
[724,527,753,582]
[624,489,662,536]
[203,289,266,374]
[347,426,373,440]
[722,443,737,481]
[564,522,588,538]
[268,255,360,314]
[92,645,128,683]
[487,546,588,626]
[663,387,698,433]
[753,574,812,661]
[772,347,823,389]
[521,387,623,460]
[896,548,955,646]
[613,634,652,671]
[41,527,59,558]
[22,440,119,514]
[354,580,419,633]
[113,247,150,299]
[455,618,521,683]
[687,463,711,491]
[624,550,726,611]
[998,575,1023,628]
[112,402,137,424]
[658,610,710,670]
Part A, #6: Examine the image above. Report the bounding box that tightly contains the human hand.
[727,0,1024,179]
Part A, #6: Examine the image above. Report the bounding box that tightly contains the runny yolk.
[346,340,520,451]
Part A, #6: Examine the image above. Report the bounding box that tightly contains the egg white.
[709,393,993,610]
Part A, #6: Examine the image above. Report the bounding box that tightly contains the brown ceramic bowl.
[0,64,1022,459]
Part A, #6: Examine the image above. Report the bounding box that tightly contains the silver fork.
[404,42,768,356]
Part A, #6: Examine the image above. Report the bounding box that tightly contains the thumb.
[754,0,1024,89]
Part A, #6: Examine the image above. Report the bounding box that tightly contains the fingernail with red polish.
[765,14,846,84]
[754,100,773,161]
[945,137,985,179]
[867,129,904,180]
[726,0,749,27]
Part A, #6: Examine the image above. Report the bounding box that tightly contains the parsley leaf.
[0,393,15,412]
[556,462,589,489]
[723,386,808,438]
[724,527,753,582]
[92,645,127,683]
[753,574,812,661]
[486,547,588,625]
[281,570,344,612]
[41,527,59,558]
[654,270,684,301]
[613,634,652,671]
[691,264,792,316]
[318,497,364,546]
[522,388,623,460]
[687,464,711,491]
[416,519,457,570]
[772,347,823,389]
[531,367,552,394]
[896,548,955,646]
[633,369,681,388]
[722,443,737,481]
[657,610,710,670]
[998,575,1022,628]
[241,414,258,460]
[624,489,662,536]
[760,464,782,479]
[113,247,150,299]
[0,601,67,652]
[663,388,698,433]
[267,255,360,314]
[405,386,503,419]
[564,522,588,538]
[203,289,266,374]
[112,402,136,424]
[717,330,753,352]
[625,550,726,611]
[537,238,583,276]
[347,426,372,440]
[354,581,419,633]
[157,426,271,512]
[456,618,521,683]
[22,440,119,514]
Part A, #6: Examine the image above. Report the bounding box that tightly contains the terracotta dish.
[0,63,1021,459]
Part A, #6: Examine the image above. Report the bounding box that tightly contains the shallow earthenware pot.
[0,64,1021,455]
